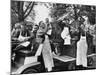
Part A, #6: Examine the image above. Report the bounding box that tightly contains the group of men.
[11,18,54,71]
[11,14,96,71]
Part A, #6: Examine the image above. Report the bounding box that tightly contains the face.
[33,25,39,31]
[28,26,33,31]
[15,23,22,30]
[21,25,26,31]
[81,24,85,30]
[39,21,43,26]
[45,18,49,23]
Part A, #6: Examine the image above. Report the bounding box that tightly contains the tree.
[50,3,71,21]
[11,1,35,22]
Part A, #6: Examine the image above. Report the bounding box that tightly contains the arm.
[11,29,19,41]
[23,31,34,42]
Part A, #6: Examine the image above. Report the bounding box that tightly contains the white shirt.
[61,27,71,45]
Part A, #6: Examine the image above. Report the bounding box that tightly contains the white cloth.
[35,44,43,56]
[64,35,71,45]
[42,35,54,71]
[20,41,30,47]
[24,44,43,65]
[47,29,52,35]
[47,24,52,35]
[18,31,30,47]
[18,31,26,42]
[24,56,37,65]
[61,27,71,45]
[76,36,88,67]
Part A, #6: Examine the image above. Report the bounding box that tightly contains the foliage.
[11,1,35,27]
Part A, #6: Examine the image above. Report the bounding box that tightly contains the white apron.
[18,31,30,47]
[76,35,88,67]
[61,27,71,45]
[42,35,54,71]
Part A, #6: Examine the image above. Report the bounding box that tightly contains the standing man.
[61,20,71,55]
[61,20,71,45]
[45,18,56,54]
[36,20,54,72]
[45,18,52,36]
[76,15,88,69]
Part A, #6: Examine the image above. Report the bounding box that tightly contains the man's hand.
[22,37,30,42]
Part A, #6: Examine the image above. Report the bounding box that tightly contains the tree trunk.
[17,1,24,22]
[74,5,78,20]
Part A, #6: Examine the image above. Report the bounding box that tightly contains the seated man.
[11,23,22,41]
[13,23,34,52]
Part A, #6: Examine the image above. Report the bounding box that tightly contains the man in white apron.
[76,33,88,67]
[36,20,54,72]
[60,21,71,55]
[76,16,88,68]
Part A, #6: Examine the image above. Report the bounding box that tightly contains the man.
[11,23,22,41]
[45,18,52,36]
[60,20,71,56]
[31,24,39,51]
[36,20,54,72]
[45,18,56,54]
[76,15,89,69]
[14,22,34,51]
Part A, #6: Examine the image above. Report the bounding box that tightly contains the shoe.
[75,65,83,70]
[82,66,88,69]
